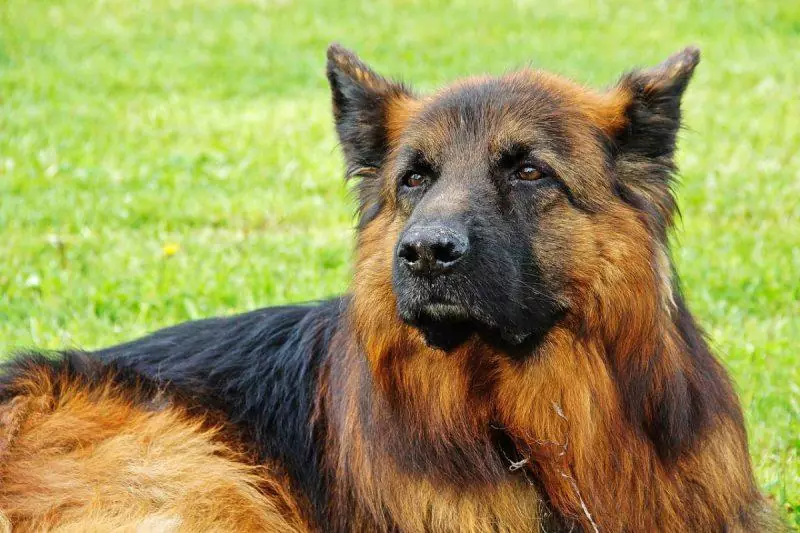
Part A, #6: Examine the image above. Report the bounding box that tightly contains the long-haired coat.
[0,45,781,532]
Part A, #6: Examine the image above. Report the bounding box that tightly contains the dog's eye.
[514,166,544,182]
[402,173,426,188]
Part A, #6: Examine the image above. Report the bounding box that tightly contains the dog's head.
[328,44,699,352]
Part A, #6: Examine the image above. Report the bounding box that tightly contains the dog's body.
[0,46,781,532]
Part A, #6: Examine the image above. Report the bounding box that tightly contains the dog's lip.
[405,300,536,348]
[418,301,471,321]
[394,282,541,349]
[397,297,471,331]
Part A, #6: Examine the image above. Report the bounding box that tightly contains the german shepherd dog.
[0,45,781,532]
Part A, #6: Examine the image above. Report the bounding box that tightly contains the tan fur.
[0,366,305,533]
[386,95,423,147]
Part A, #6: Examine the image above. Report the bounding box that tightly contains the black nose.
[397,225,469,276]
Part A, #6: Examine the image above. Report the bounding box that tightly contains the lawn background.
[1,0,798,525]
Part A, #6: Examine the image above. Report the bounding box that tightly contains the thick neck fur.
[322,235,759,532]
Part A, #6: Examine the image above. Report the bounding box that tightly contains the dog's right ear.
[326,44,415,179]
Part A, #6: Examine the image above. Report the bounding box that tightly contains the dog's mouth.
[404,302,474,351]
[399,299,535,352]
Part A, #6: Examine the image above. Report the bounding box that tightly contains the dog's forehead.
[432,75,561,114]
[400,72,594,156]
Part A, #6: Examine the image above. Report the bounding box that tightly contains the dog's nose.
[397,225,469,276]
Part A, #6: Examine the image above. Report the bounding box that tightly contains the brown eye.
[403,173,426,188]
[515,166,544,181]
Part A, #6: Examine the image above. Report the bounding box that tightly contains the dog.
[0,44,781,532]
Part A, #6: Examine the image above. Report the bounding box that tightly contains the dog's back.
[0,353,306,532]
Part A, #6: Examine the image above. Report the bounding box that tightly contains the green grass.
[1,0,798,525]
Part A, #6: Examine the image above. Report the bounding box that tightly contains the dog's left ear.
[326,44,415,178]
[613,46,700,161]
[606,47,700,232]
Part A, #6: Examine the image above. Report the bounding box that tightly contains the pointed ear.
[326,44,414,178]
[613,46,700,161]
[607,47,700,232]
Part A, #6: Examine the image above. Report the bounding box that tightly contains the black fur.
[95,299,346,526]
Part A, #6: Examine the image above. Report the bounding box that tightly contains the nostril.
[434,231,468,266]
[398,242,420,264]
[434,240,463,265]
